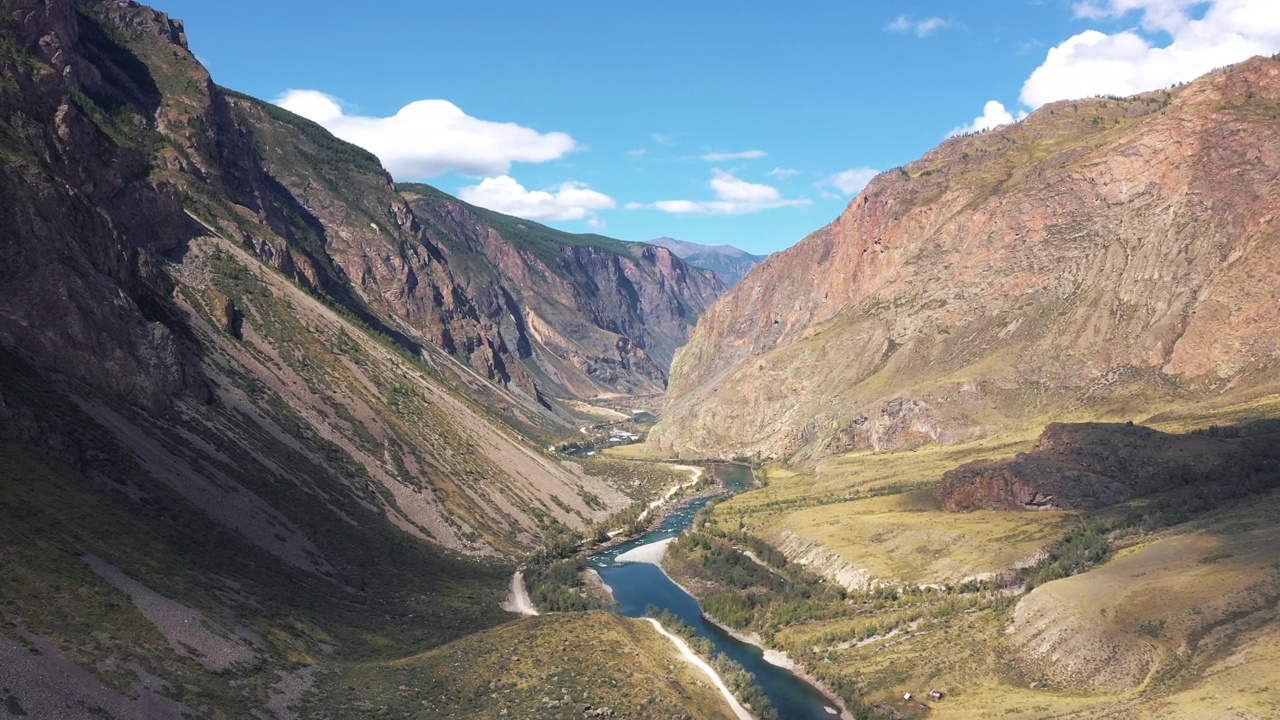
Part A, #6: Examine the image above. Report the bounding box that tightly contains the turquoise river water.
[588,464,840,719]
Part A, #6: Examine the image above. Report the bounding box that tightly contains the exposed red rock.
[650,56,1280,461]
[934,422,1239,511]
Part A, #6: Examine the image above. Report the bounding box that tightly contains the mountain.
[647,236,767,287]
[0,1,723,716]
[648,55,1280,462]
[400,186,724,397]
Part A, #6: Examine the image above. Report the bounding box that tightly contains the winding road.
[501,569,538,616]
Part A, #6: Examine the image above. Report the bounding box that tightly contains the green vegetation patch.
[399,181,641,278]
[303,612,739,720]
[0,348,512,714]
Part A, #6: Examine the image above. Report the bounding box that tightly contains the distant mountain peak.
[646,237,767,287]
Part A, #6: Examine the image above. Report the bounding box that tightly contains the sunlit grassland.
[928,492,1280,718]
[726,432,1039,515]
[707,433,1073,586]
[768,490,1074,586]
[305,612,739,720]
[678,418,1280,717]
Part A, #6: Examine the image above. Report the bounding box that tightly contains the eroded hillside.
[649,56,1280,462]
[401,184,724,398]
[0,1,717,716]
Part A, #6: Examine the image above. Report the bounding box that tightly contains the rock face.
[0,0,208,411]
[0,3,666,716]
[649,56,1280,461]
[0,0,637,558]
[1,0,723,420]
[0,0,670,561]
[647,236,767,288]
[934,423,1236,511]
[401,186,725,397]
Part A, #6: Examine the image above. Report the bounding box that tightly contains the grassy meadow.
[660,411,1280,718]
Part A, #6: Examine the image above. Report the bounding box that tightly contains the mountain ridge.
[399,184,724,397]
[647,236,767,287]
[0,3,717,716]
[648,55,1280,462]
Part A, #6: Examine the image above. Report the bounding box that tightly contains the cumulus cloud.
[699,149,768,161]
[948,100,1024,137]
[457,175,615,223]
[274,90,576,178]
[626,148,647,157]
[767,167,800,179]
[1020,0,1280,108]
[886,15,952,37]
[819,168,881,197]
[625,169,810,215]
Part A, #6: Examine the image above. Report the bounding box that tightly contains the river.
[589,464,841,719]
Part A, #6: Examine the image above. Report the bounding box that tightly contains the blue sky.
[158,0,1280,254]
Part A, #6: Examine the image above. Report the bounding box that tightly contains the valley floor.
[657,424,1280,719]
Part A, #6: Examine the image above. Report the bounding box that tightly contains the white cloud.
[767,167,800,179]
[274,90,576,178]
[886,14,952,37]
[458,175,615,223]
[699,149,768,161]
[625,169,810,215]
[819,168,881,197]
[626,148,646,157]
[651,132,676,146]
[948,100,1024,137]
[1021,0,1280,108]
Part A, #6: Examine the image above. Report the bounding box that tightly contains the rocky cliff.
[0,1,677,715]
[934,422,1243,511]
[401,185,724,397]
[649,55,1280,461]
[3,0,653,552]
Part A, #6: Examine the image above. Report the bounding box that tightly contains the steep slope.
[650,55,1280,461]
[0,0,618,554]
[400,184,725,397]
[935,422,1252,511]
[0,2,682,716]
[0,0,564,428]
[648,236,767,287]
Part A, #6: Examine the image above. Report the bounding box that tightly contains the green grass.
[398,181,636,268]
[220,86,384,176]
[0,343,513,714]
[659,417,1280,717]
[303,612,741,720]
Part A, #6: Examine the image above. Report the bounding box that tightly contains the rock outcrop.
[934,422,1236,511]
[0,2,665,716]
[649,55,1280,461]
[401,185,725,397]
[0,0,638,558]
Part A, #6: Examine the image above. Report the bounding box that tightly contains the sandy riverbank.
[606,536,852,719]
[614,537,675,564]
[642,618,756,720]
[642,562,853,720]
[635,464,704,524]
[692,606,854,720]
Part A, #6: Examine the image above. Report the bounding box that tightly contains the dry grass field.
[674,418,1280,718]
